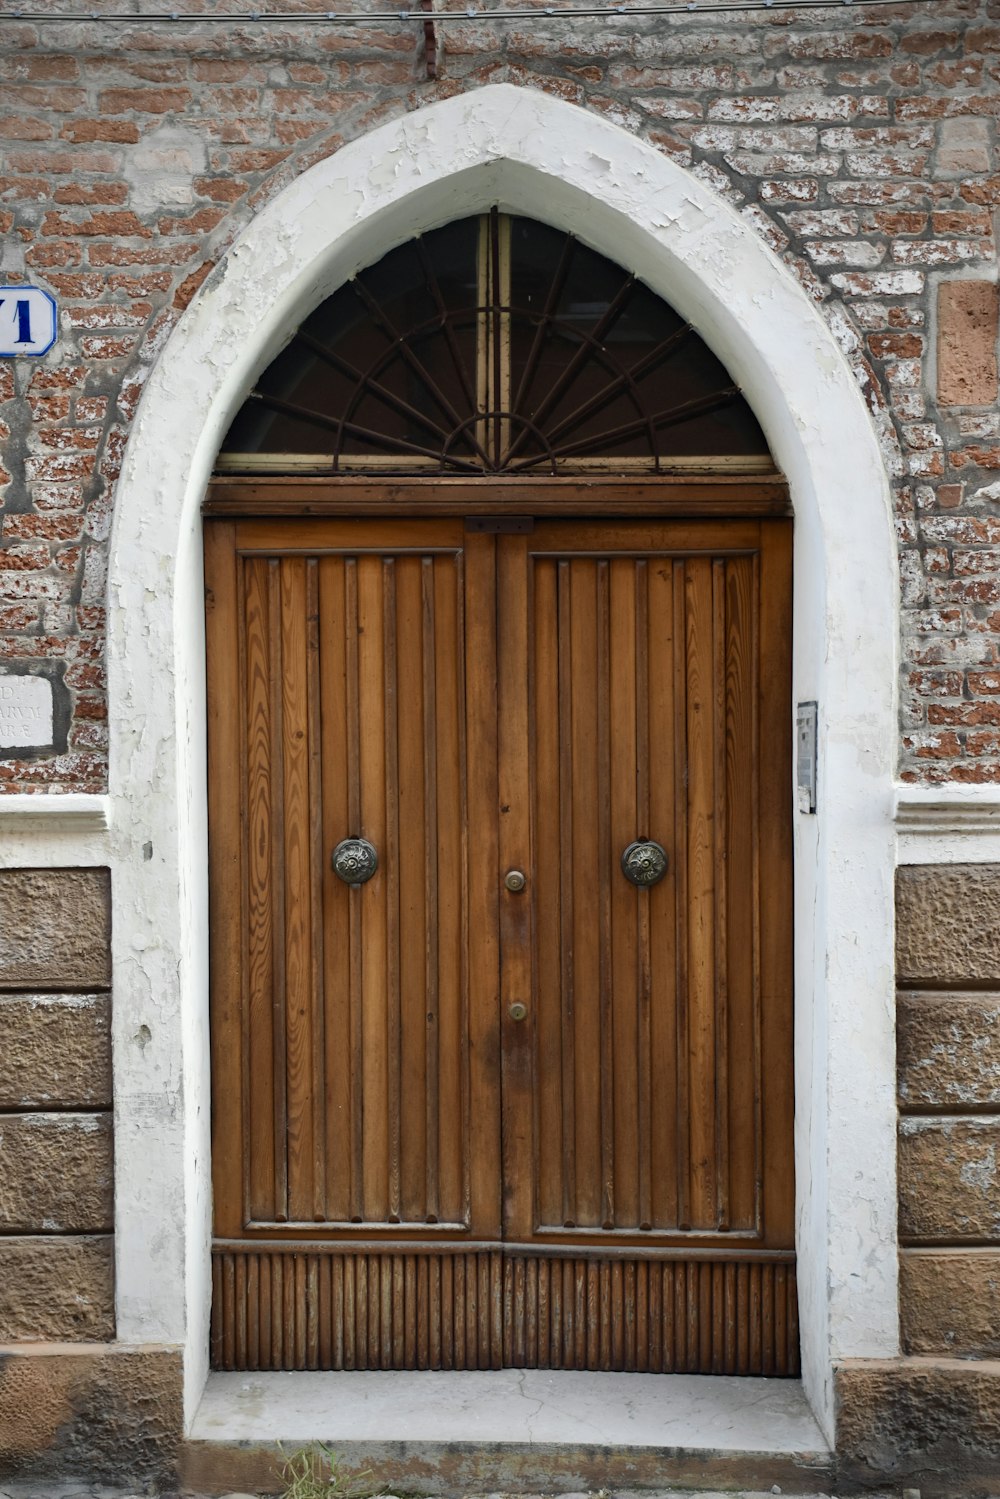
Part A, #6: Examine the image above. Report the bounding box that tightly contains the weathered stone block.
[937,280,1000,408]
[898,991,1000,1110]
[836,1356,1000,1496]
[0,1345,182,1486]
[0,870,110,991]
[901,1250,1000,1358]
[897,864,1000,986]
[899,1116,1000,1242]
[0,1236,114,1342]
[0,1114,113,1233]
[0,993,111,1108]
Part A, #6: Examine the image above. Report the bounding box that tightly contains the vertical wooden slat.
[422,558,440,1224]
[268,561,289,1224]
[571,561,601,1228]
[241,555,276,1226]
[672,559,691,1231]
[306,561,326,1223]
[282,559,315,1223]
[686,557,717,1230]
[247,1253,260,1370]
[634,560,652,1232]
[359,556,389,1223]
[596,560,615,1230]
[557,560,576,1227]
[724,556,758,1231]
[345,558,365,1225]
[383,559,402,1225]
[319,557,350,1223]
[532,558,563,1232]
[210,1255,223,1368]
[712,558,730,1231]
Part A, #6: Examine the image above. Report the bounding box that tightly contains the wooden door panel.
[500,522,792,1249]
[209,509,795,1374]
[209,521,500,1240]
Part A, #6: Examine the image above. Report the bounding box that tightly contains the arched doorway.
[205,211,795,1376]
[106,84,898,1438]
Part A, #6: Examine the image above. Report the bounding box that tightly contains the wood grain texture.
[207,507,794,1375]
[500,522,789,1248]
[211,1246,799,1375]
[208,520,496,1237]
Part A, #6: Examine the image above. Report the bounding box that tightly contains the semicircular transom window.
[217,211,772,476]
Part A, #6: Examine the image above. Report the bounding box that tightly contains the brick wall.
[0,0,998,790]
[0,868,114,1343]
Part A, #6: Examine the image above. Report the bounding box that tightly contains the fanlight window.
[217,211,771,476]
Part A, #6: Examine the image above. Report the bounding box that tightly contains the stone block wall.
[896,862,1000,1359]
[834,863,1000,1496]
[0,867,114,1343]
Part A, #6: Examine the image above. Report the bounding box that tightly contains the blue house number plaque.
[0,287,58,357]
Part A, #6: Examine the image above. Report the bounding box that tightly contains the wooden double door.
[207,507,796,1376]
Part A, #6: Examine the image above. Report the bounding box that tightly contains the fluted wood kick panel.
[499,521,793,1250]
[207,519,501,1242]
[211,1246,799,1375]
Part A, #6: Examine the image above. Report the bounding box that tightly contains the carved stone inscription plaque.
[0,676,54,751]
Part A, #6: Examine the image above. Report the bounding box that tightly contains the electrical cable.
[0,0,957,26]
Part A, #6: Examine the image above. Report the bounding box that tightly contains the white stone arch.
[107,83,898,1440]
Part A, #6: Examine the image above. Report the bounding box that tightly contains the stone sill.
[0,795,111,834]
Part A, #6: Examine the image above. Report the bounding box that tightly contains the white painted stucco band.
[106,84,898,1441]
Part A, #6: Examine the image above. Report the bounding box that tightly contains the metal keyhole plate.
[508,1001,528,1022]
[504,869,526,893]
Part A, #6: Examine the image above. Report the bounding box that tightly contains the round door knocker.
[621,839,668,888]
[332,837,378,886]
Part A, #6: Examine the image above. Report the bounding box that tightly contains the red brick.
[929,703,1000,726]
[52,182,129,207]
[59,119,141,144]
[25,240,82,268]
[108,271,173,295]
[870,333,924,359]
[0,85,86,112]
[87,241,198,266]
[173,262,213,311]
[26,395,71,422]
[193,175,248,203]
[0,116,53,141]
[97,87,193,114]
[900,29,962,54]
[0,176,49,202]
[961,178,1000,206]
[79,335,136,360]
[157,207,225,236]
[8,147,120,174]
[41,210,152,239]
[192,60,251,82]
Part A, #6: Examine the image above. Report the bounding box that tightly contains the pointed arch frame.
[106,84,898,1440]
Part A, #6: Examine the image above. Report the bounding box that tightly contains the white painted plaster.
[101,85,900,1441]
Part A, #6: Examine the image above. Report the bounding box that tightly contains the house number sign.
[0,287,58,357]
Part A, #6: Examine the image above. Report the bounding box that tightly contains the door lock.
[508,1001,528,1022]
[504,869,526,893]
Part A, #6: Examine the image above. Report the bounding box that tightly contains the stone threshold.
[183,1369,833,1495]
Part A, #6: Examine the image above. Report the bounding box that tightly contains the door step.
[182,1369,833,1496]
